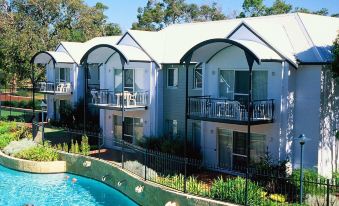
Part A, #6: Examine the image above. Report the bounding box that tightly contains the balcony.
[90,89,148,111]
[37,82,72,95]
[188,96,274,125]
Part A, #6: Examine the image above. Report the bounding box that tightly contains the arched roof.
[180,38,282,64]
[80,44,151,65]
[31,51,74,64]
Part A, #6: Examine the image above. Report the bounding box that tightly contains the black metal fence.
[0,86,44,123]
[89,137,339,206]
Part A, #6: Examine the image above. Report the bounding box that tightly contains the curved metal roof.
[80,44,151,65]
[31,51,74,64]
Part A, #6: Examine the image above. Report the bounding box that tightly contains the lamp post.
[297,134,307,204]
[40,101,47,143]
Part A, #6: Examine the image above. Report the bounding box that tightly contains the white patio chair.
[129,92,137,106]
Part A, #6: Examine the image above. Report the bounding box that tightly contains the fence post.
[121,140,125,169]
[184,157,188,193]
[144,149,147,181]
[326,179,330,206]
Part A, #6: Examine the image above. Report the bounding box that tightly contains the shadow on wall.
[319,65,338,177]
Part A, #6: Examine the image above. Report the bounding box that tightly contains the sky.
[85,0,339,31]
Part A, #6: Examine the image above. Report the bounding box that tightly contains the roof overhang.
[31,51,74,64]
[180,38,285,65]
[80,44,151,65]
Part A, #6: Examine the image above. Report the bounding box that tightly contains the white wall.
[99,53,156,148]
[201,46,288,166]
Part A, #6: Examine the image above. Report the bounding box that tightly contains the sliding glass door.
[218,128,266,169]
[219,69,268,101]
[113,115,144,144]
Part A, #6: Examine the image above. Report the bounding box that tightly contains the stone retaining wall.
[0,151,66,173]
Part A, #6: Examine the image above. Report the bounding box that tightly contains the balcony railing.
[188,96,274,124]
[90,89,148,110]
[37,82,72,95]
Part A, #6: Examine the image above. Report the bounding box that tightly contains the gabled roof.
[59,36,122,65]
[121,13,339,66]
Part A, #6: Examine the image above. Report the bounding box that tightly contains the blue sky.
[85,0,339,31]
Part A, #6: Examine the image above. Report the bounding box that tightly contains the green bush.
[14,142,58,161]
[210,176,265,205]
[0,133,18,149]
[291,169,327,196]
[81,135,90,155]
[62,142,69,152]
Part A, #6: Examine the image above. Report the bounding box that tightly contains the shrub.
[70,140,80,154]
[153,174,184,191]
[62,142,69,152]
[291,169,327,196]
[269,194,286,203]
[14,142,58,161]
[0,133,19,149]
[210,176,265,205]
[3,138,36,156]
[56,143,62,151]
[81,135,90,155]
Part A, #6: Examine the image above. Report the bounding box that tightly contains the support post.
[326,179,330,206]
[300,141,304,204]
[121,58,126,169]
[83,63,88,134]
[31,64,35,137]
[244,52,254,206]
[184,58,191,193]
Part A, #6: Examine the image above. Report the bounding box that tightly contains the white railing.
[90,89,148,108]
[38,82,72,94]
[188,96,274,122]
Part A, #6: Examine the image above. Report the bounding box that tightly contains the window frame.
[167,67,178,88]
[193,66,202,89]
[166,119,178,138]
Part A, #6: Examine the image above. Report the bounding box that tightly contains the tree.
[239,0,333,18]
[132,0,227,31]
[0,0,122,85]
[294,7,329,16]
[265,0,292,15]
[242,0,266,17]
[332,33,339,78]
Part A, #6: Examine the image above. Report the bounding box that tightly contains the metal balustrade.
[37,82,72,94]
[188,96,274,124]
[90,89,148,109]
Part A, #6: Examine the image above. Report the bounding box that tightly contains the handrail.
[188,96,274,122]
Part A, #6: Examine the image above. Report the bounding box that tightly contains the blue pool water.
[0,164,138,206]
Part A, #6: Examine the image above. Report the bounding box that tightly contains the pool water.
[0,164,137,206]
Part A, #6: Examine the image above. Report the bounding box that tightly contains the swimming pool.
[0,164,137,206]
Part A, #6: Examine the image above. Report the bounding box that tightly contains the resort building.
[32,13,339,178]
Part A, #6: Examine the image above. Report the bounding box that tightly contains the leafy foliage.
[3,138,36,156]
[0,0,121,85]
[332,33,339,78]
[15,141,59,161]
[80,135,90,155]
[291,169,327,196]
[210,176,265,205]
[239,0,332,18]
[132,0,226,31]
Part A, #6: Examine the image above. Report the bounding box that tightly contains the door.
[232,131,248,169]
[218,128,233,168]
[192,122,201,151]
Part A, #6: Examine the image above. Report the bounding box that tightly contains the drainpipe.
[244,52,254,206]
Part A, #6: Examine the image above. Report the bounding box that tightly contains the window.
[57,68,70,83]
[113,115,143,144]
[219,70,268,101]
[167,120,178,138]
[218,128,266,169]
[167,68,178,88]
[193,66,202,89]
